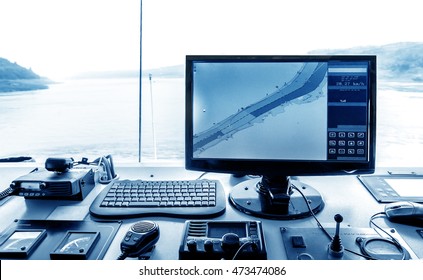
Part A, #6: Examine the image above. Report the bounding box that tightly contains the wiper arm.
[0,156,34,163]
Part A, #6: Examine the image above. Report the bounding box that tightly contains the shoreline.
[0,78,52,93]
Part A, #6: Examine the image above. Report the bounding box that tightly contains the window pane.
[0,0,140,163]
[2,0,422,167]
[142,0,423,167]
[140,74,185,161]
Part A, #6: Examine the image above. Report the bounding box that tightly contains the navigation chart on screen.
[193,62,328,160]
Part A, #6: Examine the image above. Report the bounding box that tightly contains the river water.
[0,78,422,168]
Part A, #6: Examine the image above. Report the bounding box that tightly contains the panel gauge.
[50,231,100,260]
[0,229,47,258]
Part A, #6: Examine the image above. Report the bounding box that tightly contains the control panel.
[179,220,267,260]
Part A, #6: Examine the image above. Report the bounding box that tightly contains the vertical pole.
[149,73,157,160]
[138,0,143,162]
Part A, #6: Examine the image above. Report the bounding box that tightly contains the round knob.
[221,233,240,251]
[204,240,214,252]
[187,240,197,252]
[334,214,343,223]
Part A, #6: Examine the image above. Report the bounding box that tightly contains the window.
[0,0,141,163]
[1,0,422,168]
[141,0,423,167]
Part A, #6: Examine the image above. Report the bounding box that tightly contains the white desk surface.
[0,165,422,260]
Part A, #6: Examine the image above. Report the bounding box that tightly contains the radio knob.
[187,239,197,252]
[221,233,240,252]
[204,240,214,252]
[40,183,47,190]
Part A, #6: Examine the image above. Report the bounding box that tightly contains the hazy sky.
[1,0,422,80]
[0,0,140,80]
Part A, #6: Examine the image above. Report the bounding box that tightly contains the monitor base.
[229,176,324,220]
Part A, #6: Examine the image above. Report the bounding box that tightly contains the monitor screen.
[185,55,376,177]
[185,55,376,219]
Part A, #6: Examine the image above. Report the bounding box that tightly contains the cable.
[291,184,331,239]
[116,252,128,260]
[0,186,16,201]
[291,184,374,259]
[365,212,408,260]
[195,172,208,180]
[96,157,113,184]
[232,241,255,260]
[105,154,116,179]
[369,212,403,248]
[75,155,118,184]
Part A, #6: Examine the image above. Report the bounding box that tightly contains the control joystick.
[328,214,344,259]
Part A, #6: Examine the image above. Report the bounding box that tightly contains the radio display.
[207,222,247,238]
[20,182,42,190]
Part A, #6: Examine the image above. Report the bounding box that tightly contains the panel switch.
[291,235,306,248]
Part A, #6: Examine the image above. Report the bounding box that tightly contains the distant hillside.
[0,57,49,92]
[71,65,184,79]
[143,42,423,83]
[144,43,423,83]
[310,42,423,82]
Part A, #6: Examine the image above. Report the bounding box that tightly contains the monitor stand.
[229,175,324,219]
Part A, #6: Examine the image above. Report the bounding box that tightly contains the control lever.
[117,220,160,260]
[328,214,344,259]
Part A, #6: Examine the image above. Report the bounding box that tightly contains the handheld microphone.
[118,220,160,260]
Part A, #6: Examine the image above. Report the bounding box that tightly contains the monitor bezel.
[185,55,376,176]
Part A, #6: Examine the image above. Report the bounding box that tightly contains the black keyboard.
[89,179,226,219]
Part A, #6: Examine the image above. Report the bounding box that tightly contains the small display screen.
[20,182,41,190]
[207,222,246,238]
[385,178,423,197]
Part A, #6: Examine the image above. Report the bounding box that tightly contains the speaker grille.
[187,221,207,237]
[45,182,72,195]
[132,221,156,233]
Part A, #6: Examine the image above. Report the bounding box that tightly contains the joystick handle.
[328,214,344,258]
[334,214,343,238]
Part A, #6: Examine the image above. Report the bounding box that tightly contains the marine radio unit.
[179,220,267,260]
[10,168,95,201]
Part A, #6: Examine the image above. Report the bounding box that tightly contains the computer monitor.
[185,55,376,219]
